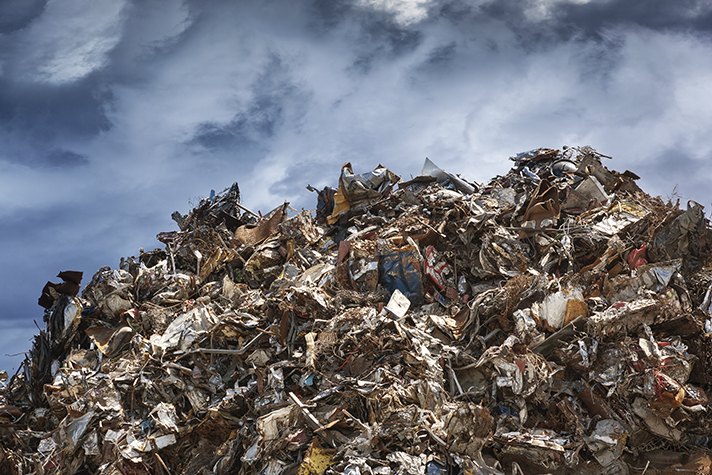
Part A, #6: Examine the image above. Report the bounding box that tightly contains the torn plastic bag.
[424,245,454,290]
[422,157,476,195]
[327,163,400,224]
[379,247,424,304]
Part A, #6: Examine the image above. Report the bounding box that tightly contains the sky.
[1,0,712,375]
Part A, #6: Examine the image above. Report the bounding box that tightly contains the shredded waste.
[2,146,712,475]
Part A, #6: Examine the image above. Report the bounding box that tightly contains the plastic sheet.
[379,247,424,304]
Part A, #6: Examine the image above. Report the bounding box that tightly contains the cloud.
[552,0,712,36]
[638,147,712,203]
[44,149,90,168]
[0,78,113,165]
[356,0,434,26]
[3,0,127,84]
[189,53,309,153]
[0,0,46,34]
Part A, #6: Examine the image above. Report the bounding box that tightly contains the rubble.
[2,146,712,475]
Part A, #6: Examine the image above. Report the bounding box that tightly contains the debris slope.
[2,146,711,475]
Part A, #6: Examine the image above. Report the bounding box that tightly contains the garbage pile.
[3,146,712,475]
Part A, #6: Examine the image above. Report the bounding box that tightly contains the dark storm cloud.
[0,76,112,169]
[363,19,424,56]
[190,54,304,152]
[191,122,262,152]
[554,0,712,37]
[477,1,529,27]
[424,41,457,66]
[349,19,423,73]
[309,0,353,32]
[0,76,112,136]
[435,0,475,24]
[0,0,46,33]
[45,150,90,168]
[431,0,712,47]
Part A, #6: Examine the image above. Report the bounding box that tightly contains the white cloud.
[8,0,128,84]
[523,0,609,22]
[357,0,434,26]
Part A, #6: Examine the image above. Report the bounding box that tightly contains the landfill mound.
[2,146,712,475]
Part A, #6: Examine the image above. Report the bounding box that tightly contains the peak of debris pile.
[2,146,712,475]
